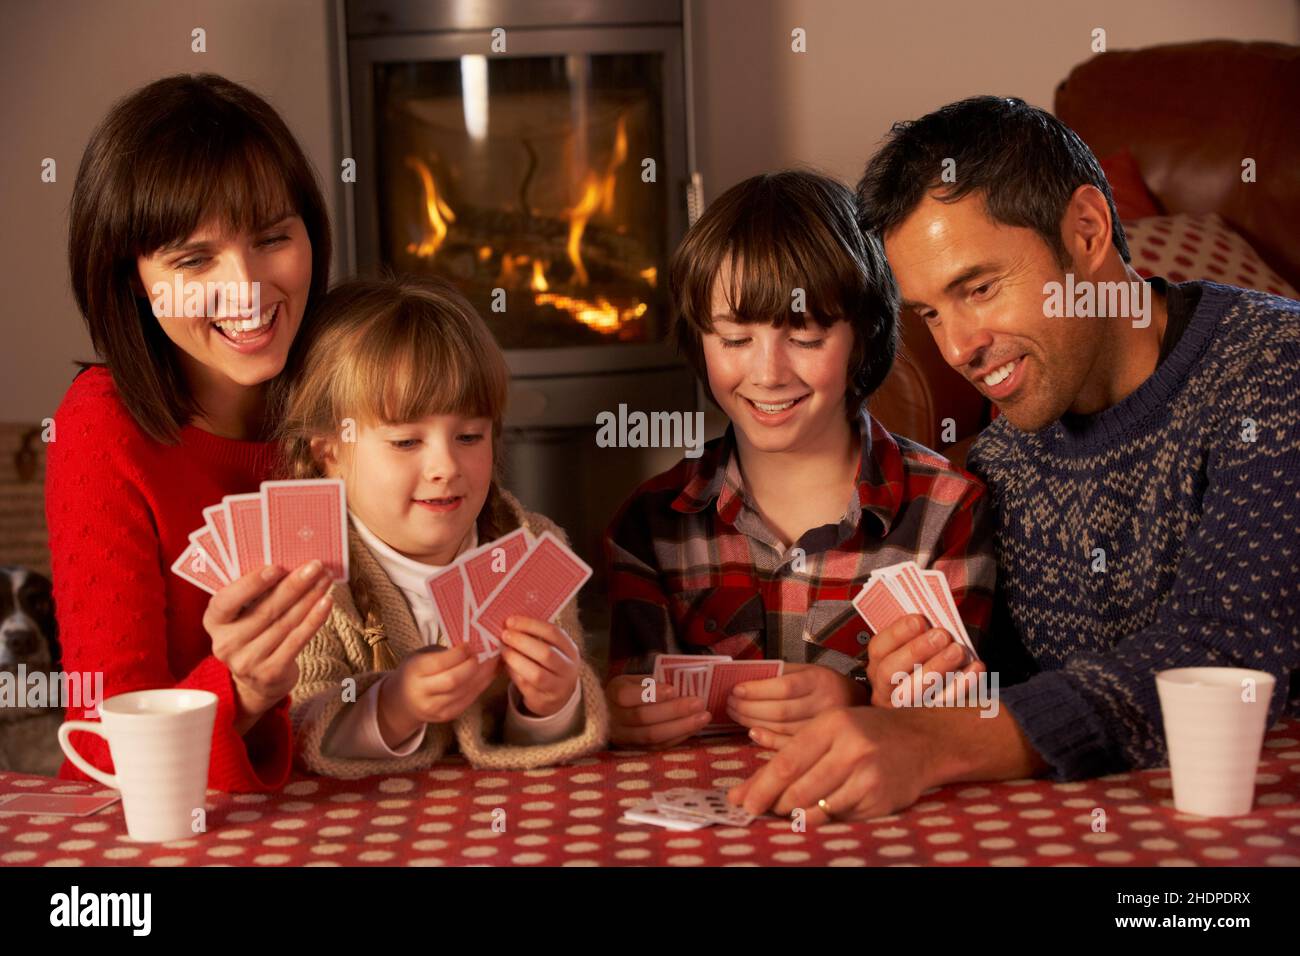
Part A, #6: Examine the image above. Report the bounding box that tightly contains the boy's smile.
[702,260,855,456]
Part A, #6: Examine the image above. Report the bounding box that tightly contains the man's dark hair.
[670,169,899,418]
[855,95,1129,267]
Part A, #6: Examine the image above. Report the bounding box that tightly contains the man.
[731,95,1299,823]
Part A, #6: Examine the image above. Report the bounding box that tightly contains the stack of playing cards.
[852,560,977,658]
[652,654,784,734]
[621,787,757,830]
[171,479,349,595]
[426,526,593,662]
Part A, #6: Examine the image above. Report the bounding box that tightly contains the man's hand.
[865,614,984,709]
[729,703,1048,824]
[726,663,867,743]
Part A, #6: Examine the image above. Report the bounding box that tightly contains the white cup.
[1155,667,1276,817]
[58,689,217,842]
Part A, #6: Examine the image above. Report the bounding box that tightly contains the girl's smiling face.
[317,413,494,566]
[136,212,313,389]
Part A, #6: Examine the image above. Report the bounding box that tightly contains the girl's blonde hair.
[273,275,517,639]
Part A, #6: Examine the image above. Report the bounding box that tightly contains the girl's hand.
[499,616,579,718]
[725,663,868,743]
[203,561,335,732]
[378,644,501,747]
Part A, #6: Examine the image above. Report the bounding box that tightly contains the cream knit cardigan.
[290,491,609,778]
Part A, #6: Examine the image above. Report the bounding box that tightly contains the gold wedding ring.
[817,797,836,820]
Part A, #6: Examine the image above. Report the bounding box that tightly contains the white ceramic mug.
[1156,667,1276,817]
[58,689,218,842]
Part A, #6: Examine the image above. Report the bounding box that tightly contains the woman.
[48,73,334,790]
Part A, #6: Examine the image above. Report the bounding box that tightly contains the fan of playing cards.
[171,479,349,595]
[852,560,977,658]
[425,526,592,662]
[652,654,784,735]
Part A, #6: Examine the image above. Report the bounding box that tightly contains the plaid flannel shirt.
[604,408,995,689]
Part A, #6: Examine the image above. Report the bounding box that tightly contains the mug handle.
[57,721,119,789]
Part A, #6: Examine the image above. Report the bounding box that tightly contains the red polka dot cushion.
[1124,212,1298,299]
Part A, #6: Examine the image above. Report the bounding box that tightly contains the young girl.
[603,170,995,749]
[279,277,608,777]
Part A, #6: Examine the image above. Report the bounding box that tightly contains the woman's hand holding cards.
[203,560,336,734]
[865,614,984,709]
[725,663,868,744]
[499,616,579,717]
[605,675,712,748]
[378,644,501,748]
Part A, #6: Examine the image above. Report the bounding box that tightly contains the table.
[2,721,1298,867]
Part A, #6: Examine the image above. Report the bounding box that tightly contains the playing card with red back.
[853,576,910,632]
[260,479,349,582]
[472,531,591,641]
[170,540,226,595]
[426,563,483,655]
[461,528,532,605]
[203,504,236,579]
[704,659,783,728]
[223,492,266,578]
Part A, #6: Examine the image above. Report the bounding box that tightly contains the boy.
[603,170,994,748]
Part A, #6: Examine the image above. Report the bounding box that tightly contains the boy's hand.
[605,674,711,748]
[726,663,866,743]
[500,616,580,717]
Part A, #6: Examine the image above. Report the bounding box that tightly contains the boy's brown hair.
[670,169,899,418]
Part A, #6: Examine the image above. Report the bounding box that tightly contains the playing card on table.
[0,792,120,817]
[620,798,712,831]
[653,787,756,827]
[223,492,265,578]
[171,539,226,595]
[260,479,349,582]
[471,531,591,643]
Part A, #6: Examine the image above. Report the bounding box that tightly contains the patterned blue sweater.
[968,281,1300,780]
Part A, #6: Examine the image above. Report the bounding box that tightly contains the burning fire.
[405,114,650,335]
[405,157,455,259]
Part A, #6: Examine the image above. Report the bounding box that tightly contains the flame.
[639,266,657,287]
[566,172,602,287]
[601,116,628,217]
[405,157,455,259]
[535,293,646,333]
[530,259,549,292]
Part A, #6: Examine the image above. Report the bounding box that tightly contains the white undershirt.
[320,511,582,759]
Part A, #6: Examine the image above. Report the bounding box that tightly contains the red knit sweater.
[45,365,292,791]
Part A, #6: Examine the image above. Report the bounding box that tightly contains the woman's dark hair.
[855,95,1129,267]
[68,73,332,444]
[670,169,899,418]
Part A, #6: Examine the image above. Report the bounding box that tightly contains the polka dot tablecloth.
[2,720,1298,867]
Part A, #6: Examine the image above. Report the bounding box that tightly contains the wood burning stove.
[342,0,701,637]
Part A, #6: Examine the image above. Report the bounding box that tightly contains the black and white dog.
[0,566,64,774]
[0,566,59,673]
